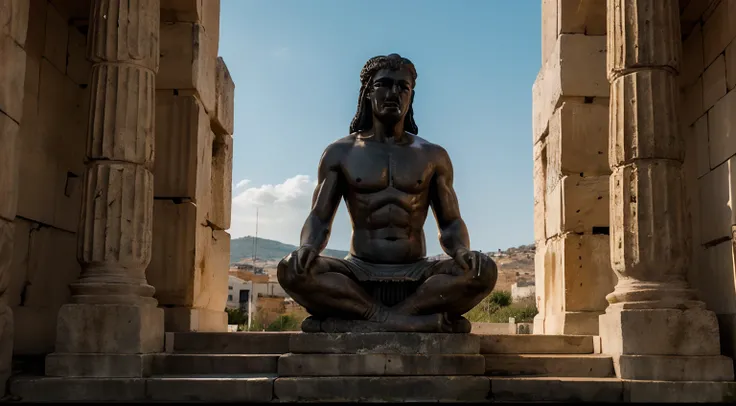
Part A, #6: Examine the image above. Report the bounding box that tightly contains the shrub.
[488,290,512,307]
[266,314,305,331]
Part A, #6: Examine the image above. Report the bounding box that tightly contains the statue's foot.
[446,315,471,333]
[301,316,322,333]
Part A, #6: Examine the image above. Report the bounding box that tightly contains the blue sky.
[219,0,541,255]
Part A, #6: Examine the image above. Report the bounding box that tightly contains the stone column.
[600,0,734,381]
[44,0,164,377]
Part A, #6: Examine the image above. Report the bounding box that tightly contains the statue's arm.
[298,144,343,253]
[429,146,471,257]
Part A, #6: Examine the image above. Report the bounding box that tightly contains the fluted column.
[45,0,164,378]
[600,0,734,381]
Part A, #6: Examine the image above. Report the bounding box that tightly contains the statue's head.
[350,53,418,135]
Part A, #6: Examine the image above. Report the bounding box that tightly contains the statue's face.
[367,68,413,123]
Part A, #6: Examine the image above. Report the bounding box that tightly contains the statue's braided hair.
[349,53,419,135]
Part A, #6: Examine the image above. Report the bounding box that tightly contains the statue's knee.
[276,254,301,289]
[470,255,498,294]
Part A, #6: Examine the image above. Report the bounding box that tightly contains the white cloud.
[230,175,319,246]
[233,179,251,190]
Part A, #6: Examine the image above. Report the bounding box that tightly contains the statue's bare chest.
[341,143,434,193]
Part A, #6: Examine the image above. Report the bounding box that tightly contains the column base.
[163,307,227,332]
[599,304,721,356]
[54,303,164,354]
[45,353,154,378]
[614,354,734,381]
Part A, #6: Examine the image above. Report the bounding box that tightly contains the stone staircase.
[9,332,736,402]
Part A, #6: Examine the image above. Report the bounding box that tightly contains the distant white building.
[511,280,535,301]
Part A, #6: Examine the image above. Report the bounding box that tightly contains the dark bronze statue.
[277,54,498,333]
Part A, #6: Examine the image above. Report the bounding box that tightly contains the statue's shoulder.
[413,136,451,161]
[319,134,357,166]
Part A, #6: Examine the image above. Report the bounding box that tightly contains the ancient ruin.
[277,53,498,335]
[1,0,736,402]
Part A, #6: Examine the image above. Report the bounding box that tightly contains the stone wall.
[146,0,234,333]
[532,0,616,335]
[6,0,89,356]
[1,0,234,366]
[679,0,736,364]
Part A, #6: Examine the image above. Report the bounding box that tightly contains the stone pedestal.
[274,333,490,402]
[45,0,164,378]
[601,0,734,381]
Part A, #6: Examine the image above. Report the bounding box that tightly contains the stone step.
[278,353,485,376]
[288,332,480,354]
[11,375,736,402]
[10,375,276,402]
[485,354,614,377]
[479,334,594,354]
[274,376,491,402]
[164,331,294,354]
[152,354,279,375]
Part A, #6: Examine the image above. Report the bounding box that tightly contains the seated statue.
[277,53,498,333]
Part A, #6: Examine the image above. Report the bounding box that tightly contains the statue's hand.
[453,248,478,272]
[293,245,318,275]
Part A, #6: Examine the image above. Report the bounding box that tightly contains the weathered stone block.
[0,32,25,122]
[703,54,727,111]
[0,0,29,46]
[541,0,557,64]
[163,307,227,332]
[146,377,274,402]
[484,353,614,377]
[208,135,232,230]
[681,25,704,89]
[152,353,279,375]
[698,158,733,244]
[693,114,710,178]
[616,354,734,381]
[491,377,624,403]
[147,200,228,329]
[532,34,608,142]
[158,22,216,114]
[479,334,593,354]
[66,26,90,86]
[0,218,14,394]
[45,353,155,378]
[545,175,609,237]
[680,0,719,40]
[690,239,736,315]
[160,0,203,22]
[546,102,609,178]
[42,3,67,74]
[0,112,19,221]
[165,331,293,354]
[278,353,485,376]
[288,332,480,354]
[7,218,79,312]
[11,306,57,355]
[624,380,736,403]
[154,92,213,203]
[212,57,234,136]
[681,78,704,128]
[533,140,546,243]
[199,229,229,311]
[702,0,736,67]
[541,234,614,335]
[10,377,147,402]
[708,87,736,168]
[727,38,736,91]
[532,242,547,334]
[557,0,606,36]
[599,306,722,357]
[274,376,490,402]
[54,303,164,354]
[147,200,207,306]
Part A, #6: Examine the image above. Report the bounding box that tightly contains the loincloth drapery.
[327,255,452,307]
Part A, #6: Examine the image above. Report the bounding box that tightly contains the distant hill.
[230,236,350,263]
